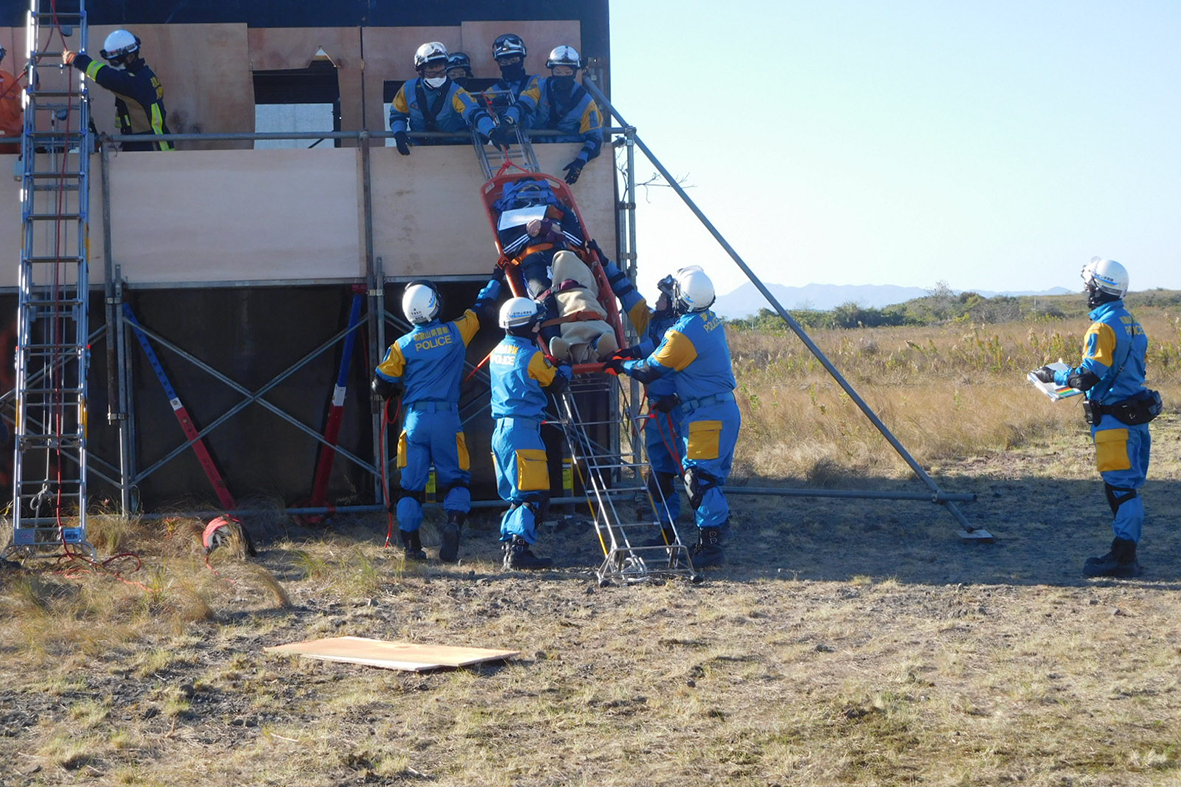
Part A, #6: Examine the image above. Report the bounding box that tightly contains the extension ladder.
[10,0,94,553]
[552,374,699,585]
[470,87,539,180]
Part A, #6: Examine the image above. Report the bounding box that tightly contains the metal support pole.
[114,272,133,514]
[360,136,387,506]
[581,79,991,542]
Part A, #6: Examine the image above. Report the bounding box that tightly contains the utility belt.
[407,400,457,413]
[682,390,735,415]
[1083,389,1163,427]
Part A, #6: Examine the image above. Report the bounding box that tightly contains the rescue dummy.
[547,250,619,363]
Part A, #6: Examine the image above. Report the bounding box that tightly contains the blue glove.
[556,363,573,381]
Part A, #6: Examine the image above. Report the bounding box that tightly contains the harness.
[545,81,586,128]
[414,80,448,132]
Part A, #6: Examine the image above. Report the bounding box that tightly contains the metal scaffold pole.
[582,79,991,542]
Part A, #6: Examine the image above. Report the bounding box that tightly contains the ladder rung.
[24,299,86,308]
[26,131,86,139]
[25,90,81,98]
[24,256,85,264]
[26,213,84,220]
[30,10,85,19]
[31,183,81,192]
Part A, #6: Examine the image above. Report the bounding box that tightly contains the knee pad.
[648,471,676,498]
[1104,483,1137,515]
[684,468,719,511]
[399,488,426,503]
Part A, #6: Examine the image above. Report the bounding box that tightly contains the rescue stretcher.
[479,162,699,584]
[480,162,626,376]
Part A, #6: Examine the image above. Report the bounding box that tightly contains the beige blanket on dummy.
[548,250,619,363]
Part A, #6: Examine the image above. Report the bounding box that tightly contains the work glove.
[1032,366,1056,383]
[489,123,516,151]
[371,376,399,400]
[562,159,584,185]
[555,362,574,381]
[612,346,643,360]
[393,131,411,156]
[651,393,682,414]
[491,262,506,282]
[601,358,624,376]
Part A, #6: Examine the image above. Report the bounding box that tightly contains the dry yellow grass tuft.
[728,314,1181,482]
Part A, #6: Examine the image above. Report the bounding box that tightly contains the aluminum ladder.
[552,374,699,585]
[470,87,539,180]
[9,0,94,555]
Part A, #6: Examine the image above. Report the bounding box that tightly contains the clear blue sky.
[608,0,1180,299]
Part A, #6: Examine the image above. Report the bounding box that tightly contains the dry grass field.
[3,306,1181,787]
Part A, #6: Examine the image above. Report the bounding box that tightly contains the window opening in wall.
[254,57,341,149]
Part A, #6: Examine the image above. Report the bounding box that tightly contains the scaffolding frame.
[3,112,985,543]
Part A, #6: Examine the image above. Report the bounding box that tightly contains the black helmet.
[492,33,527,61]
[446,52,473,77]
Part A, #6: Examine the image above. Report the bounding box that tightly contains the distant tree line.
[727,285,1181,331]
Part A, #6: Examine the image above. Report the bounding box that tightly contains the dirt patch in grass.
[3,417,1181,786]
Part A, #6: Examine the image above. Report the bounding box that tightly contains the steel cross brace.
[123,312,379,489]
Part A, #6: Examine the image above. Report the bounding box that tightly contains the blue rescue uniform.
[484,75,540,128]
[71,54,172,151]
[532,77,603,167]
[375,280,500,533]
[1052,299,1151,543]
[489,334,571,543]
[623,309,739,531]
[639,308,685,525]
[599,258,686,527]
[389,78,495,140]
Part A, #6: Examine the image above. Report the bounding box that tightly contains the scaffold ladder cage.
[9,0,95,555]
[552,374,700,585]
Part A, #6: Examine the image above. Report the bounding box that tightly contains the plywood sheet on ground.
[266,636,518,671]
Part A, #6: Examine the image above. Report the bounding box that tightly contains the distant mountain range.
[712,282,1075,319]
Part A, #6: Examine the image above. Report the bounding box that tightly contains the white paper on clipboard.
[497,205,549,231]
[1028,362,1083,401]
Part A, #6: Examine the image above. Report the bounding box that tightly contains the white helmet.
[546,45,581,70]
[402,281,440,325]
[1082,257,1128,299]
[414,42,449,71]
[673,266,714,314]
[101,29,140,62]
[499,297,540,329]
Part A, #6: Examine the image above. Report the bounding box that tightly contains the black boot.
[398,529,426,562]
[690,526,725,567]
[1083,537,1142,578]
[439,511,463,564]
[502,535,553,570]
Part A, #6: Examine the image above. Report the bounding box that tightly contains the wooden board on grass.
[265,636,518,672]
